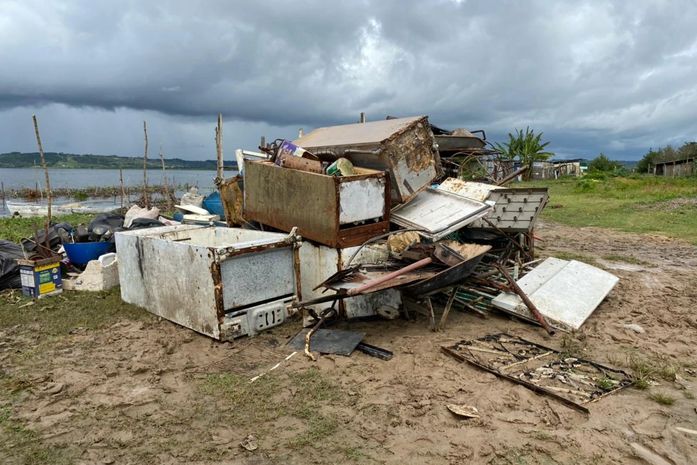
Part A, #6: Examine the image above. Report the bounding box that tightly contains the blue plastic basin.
[202,191,225,218]
[64,242,115,266]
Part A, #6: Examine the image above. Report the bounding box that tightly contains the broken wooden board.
[491,258,619,331]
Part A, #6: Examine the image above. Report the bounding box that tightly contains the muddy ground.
[1,221,697,465]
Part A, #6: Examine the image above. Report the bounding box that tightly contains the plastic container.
[64,242,115,266]
[202,191,225,218]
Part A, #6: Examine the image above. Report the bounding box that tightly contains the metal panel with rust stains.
[116,225,300,340]
[293,116,441,204]
[243,160,390,248]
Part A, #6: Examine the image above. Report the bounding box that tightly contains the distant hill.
[0,152,237,170]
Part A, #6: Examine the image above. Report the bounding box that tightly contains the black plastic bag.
[0,240,24,290]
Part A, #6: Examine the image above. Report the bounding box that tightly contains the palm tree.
[493,127,554,180]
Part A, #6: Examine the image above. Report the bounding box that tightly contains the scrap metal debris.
[442,333,633,414]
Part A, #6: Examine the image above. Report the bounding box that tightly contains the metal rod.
[496,265,555,335]
[356,342,392,360]
[143,121,149,209]
[496,166,528,186]
[438,286,458,331]
[347,257,433,296]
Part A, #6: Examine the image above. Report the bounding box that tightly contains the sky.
[1,0,697,161]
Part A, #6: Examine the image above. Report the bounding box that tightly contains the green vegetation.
[649,392,676,406]
[588,153,624,174]
[201,367,342,449]
[525,175,697,244]
[602,254,652,266]
[0,271,149,465]
[0,405,74,465]
[0,287,151,339]
[0,151,236,170]
[493,127,554,180]
[636,142,697,173]
[596,377,618,391]
[0,213,94,242]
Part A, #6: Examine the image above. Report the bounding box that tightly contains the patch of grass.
[342,446,370,462]
[683,391,695,400]
[0,287,152,338]
[0,213,94,243]
[626,353,680,389]
[602,254,652,266]
[596,377,618,391]
[201,372,283,424]
[649,392,675,406]
[654,356,679,382]
[0,405,75,465]
[529,430,555,441]
[287,413,338,448]
[201,367,344,451]
[628,355,656,390]
[521,176,697,244]
[559,334,586,358]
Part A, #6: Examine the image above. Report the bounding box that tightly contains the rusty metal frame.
[441,333,634,415]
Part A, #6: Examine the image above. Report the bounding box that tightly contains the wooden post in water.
[119,169,125,211]
[32,115,52,223]
[215,113,224,183]
[159,145,172,211]
[142,121,149,208]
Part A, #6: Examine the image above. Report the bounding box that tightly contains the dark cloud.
[1,0,697,159]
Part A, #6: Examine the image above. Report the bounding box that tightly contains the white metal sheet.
[492,258,619,331]
[298,241,399,320]
[390,188,491,240]
[338,178,386,224]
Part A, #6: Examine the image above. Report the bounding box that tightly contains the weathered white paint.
[298,241,400,321]
[116,225,299,340]
[390,188,491,240]
[492,258,619,331]
[338,178,386,224]
[438,179,501,201]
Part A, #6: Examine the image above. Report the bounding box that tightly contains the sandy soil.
[2,221,697,465]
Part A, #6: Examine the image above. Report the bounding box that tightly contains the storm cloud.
[1,0,696,159]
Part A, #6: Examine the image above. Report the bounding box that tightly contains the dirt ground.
[2,220,697,465]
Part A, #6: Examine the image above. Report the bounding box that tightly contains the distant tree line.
[0,151,237,170]
[636,142,697,173]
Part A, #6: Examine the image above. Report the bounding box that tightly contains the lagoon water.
[0,167,224,190]
[0,167,236,217]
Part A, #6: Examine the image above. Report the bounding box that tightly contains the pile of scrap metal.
[429,121,518,183]
[231,115,618,337]
[114,114,618,347]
